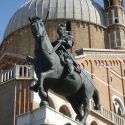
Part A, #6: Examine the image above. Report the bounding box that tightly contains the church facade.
[0,0,125,125]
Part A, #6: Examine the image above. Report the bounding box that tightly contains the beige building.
[0,0,125,125]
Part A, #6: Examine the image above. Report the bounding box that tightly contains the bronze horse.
[29,17,100,125]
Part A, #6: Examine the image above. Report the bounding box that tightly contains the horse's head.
[29,16,45,39]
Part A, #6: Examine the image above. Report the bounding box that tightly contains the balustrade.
[90,101,125,125]
[0,65,35,84]
[15,65,34,79]
[76,53,125,58]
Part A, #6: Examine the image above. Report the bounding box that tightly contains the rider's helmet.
[57,24,65,37]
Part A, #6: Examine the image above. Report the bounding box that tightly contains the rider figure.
[52,24,80,76]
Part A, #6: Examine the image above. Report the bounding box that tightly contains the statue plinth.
[16,106,81,125]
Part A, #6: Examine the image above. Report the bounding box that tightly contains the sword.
[44,10,50,25]
[50,40,64,54]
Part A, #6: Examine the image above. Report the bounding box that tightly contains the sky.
[0,0,104,43]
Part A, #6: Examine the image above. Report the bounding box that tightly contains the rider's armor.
[53,31,81,75]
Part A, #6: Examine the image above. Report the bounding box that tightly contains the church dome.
[4,0,105,39]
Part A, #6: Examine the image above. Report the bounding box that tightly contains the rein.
[39,28,53,55]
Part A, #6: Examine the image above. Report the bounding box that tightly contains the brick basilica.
[0,0,125,125]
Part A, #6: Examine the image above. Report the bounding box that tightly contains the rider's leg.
[39,69,56,101]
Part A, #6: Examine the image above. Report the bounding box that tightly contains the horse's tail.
[93,89,101,110]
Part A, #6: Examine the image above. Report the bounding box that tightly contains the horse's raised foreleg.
[39,70,55,93]
[93,89,101,110]
[39,70,55,106]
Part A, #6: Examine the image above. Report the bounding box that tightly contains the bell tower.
[104,0,125,49]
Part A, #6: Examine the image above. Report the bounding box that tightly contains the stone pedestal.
[16,106,81,125]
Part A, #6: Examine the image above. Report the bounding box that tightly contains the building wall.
[0,82,16,125]
[0,26,34,57]
[77,51,125,114]
[87,115,114,125]
[0,20,106,57]
[46,20,106,51]
[16,80,33,115]
[0,52,125,125]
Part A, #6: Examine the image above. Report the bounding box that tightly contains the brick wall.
[0,82,16,125]
[77,51,125,112]
[1,20,106,56]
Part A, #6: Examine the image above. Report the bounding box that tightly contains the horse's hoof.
[75,115,83,122]
[40,101,48,107]
[76,116,86,125]
[94,104,101,110]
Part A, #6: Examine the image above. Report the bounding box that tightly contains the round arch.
[94,60,98,65]
[90,120,99,125]
[109,60,112,66]
[48,96,56,109]
[97,60,101,65]
[112,60,116,66]
[85,60,89,66]
[59,104,72,118]
[112,95,124,116]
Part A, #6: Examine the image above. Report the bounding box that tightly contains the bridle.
[31,20,53,55]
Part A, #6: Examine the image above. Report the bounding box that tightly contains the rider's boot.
[30,82,40,92]
[67,64,74,75]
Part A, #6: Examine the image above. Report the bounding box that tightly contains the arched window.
[81,63,85,68]
[48,96,56,109]
[66,21,71,32]
[90,120,99,125]
[114,18,119,23]
[113,96,124,116]
[59,105,72,118]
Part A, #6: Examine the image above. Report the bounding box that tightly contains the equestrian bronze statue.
[28,16,100,125]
